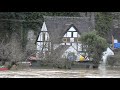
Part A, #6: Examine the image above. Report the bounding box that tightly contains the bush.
[80,31,108,64]
[39,58,72,69]
[53,58,72,69]
[107,52,120,66]
[107,49,120,66]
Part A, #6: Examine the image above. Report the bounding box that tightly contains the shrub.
[107,51,120,66]
[80,31,108,65]
[39,58,72,69]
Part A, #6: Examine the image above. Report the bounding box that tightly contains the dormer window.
[73,32,77,37]
[61,25,82,51]
[62,26,80,43]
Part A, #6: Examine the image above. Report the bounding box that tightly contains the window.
[70,38,74,42]
[73,32,77,37]
[67,32,71,37]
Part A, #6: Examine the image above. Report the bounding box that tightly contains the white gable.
[41,22,48,31]
[36,22,50,52]
[68,27,76,31]
[37,22,49,42]
[63,26,80,38]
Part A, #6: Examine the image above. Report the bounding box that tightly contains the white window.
[39,32,49,41]
[73,32,77,37]
[70,38,74,42]
[67,32,71,37]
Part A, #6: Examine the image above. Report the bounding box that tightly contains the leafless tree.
[9,33,25,62]
[0,40,11,63]
[0,33,25,66]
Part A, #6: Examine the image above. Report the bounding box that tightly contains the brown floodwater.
[0,64,120,78]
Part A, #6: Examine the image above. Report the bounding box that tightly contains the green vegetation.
[80,31,108,64]
[95,12,113,39]
[107,50,120,67]
[0,12,119,68]
[0,12,80,49]
[0,12,115,49]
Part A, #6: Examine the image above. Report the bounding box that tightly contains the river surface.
[0,64,120,78]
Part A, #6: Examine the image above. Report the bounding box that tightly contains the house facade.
[36,16,95,60]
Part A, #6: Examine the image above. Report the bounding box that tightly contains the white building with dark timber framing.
[35,16,94,60]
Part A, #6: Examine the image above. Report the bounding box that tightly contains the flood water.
[0,64,120,78]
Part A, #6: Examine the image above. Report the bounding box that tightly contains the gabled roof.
[36,16,94,43]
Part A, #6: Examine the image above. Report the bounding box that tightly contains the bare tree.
[0,32,25,67]
[9,33,25,63]
[0,40,11,64]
